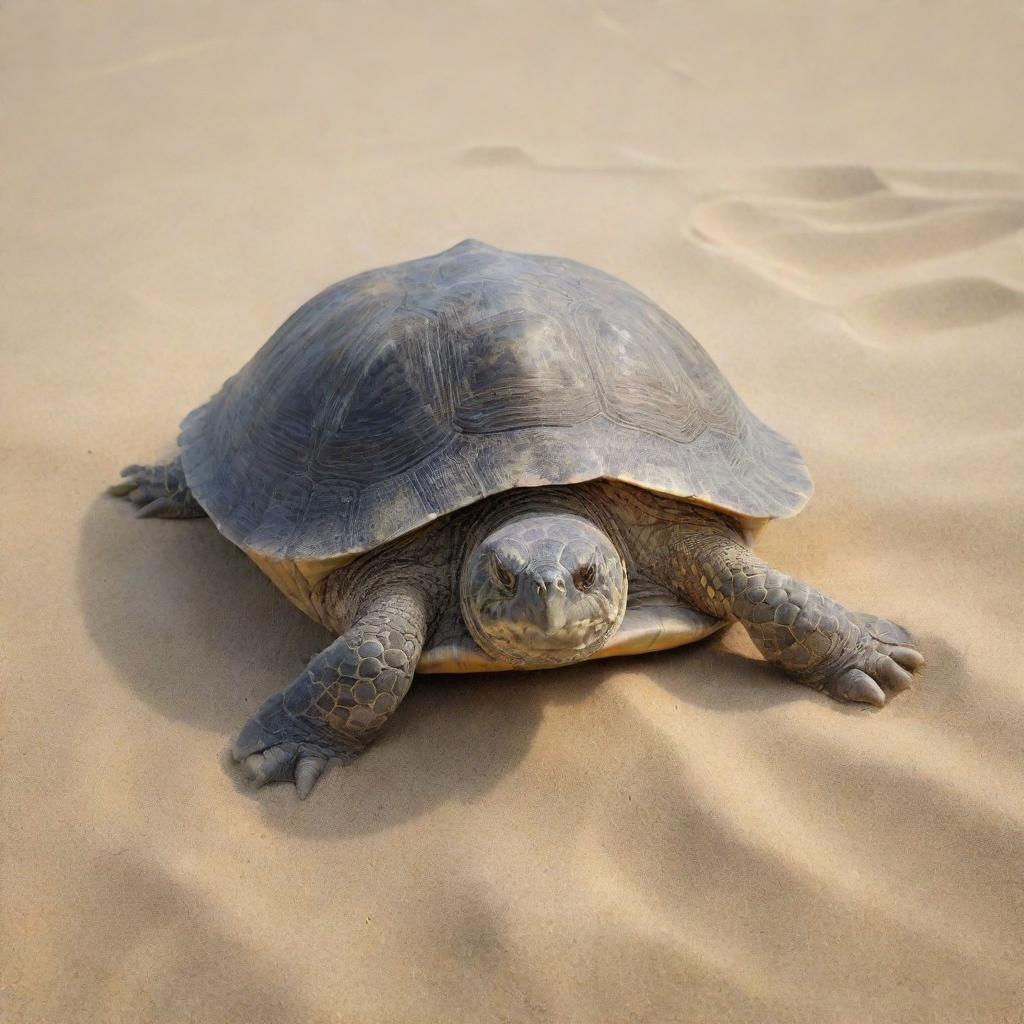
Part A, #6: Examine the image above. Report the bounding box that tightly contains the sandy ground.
[3,2,1024,1022]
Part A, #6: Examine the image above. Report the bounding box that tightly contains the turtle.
[111,239,924,798]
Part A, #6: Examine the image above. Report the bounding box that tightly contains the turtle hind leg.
[108,456,206,519]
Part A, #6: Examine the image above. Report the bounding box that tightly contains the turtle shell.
[180,240,812,567]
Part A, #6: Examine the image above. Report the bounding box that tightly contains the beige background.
[3,2,1024,1022]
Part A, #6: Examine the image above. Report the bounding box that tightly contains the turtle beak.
[525,569,568,635]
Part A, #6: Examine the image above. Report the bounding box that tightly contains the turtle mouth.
[479,615,618,666]
[518,620,609,652]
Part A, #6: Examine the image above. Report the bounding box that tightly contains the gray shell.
[180,240,812,563]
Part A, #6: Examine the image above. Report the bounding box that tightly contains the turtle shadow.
[80,494,941,839]
[220,662,606,839]
[640,628,829,714]
[76,495,601,838]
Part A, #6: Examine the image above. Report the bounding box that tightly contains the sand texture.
[3,2,1023,1022]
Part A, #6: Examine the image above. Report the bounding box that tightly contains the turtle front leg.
[232,583,430,798]
[109,456,206,518]
[656,525,924,706]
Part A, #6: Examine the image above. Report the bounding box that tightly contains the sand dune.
[458,143,681,176]
[719,164,888,201]
[846,276,1024,335]
[692,181,1024,279]
[4,2,1024,1023]
[789,191,956,225]
[885,167,1024,196]
[692,165,1024,362]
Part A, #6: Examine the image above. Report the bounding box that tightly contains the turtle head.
[461,512,627,669]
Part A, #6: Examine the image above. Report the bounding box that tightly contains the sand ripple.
[691,166,1024,342]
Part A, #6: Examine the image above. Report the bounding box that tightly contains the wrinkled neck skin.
[320,482,744,668]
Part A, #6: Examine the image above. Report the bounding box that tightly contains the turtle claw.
[136,496,173,518]
[232,693,347,798]
[243,747,295,786]
[235,741,334,798]
[820,615,924,707]
[109,459,206,519]
[833,668,886,707]
[890,645,925,671]
[295,756,329,800]
[107,478,138,496]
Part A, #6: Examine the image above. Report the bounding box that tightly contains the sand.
[3,2,1023,1021]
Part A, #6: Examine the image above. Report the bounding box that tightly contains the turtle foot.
[109,459,206,518]
[232,692,360,799]
[238,744,331,800]
[818,613,924,707]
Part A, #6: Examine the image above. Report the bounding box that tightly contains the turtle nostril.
[554,578,566,594]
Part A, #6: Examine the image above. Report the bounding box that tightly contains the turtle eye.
[574,562,597,592]
[488,551,517,592]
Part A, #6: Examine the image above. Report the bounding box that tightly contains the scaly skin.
[615,489,924,706]
[109,458,206,519]
[232,581,434,798]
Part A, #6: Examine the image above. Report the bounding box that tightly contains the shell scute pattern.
[180,240,811,563]
[450,307,600,433]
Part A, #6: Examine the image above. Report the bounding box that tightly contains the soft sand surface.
[3,3,1024,1022]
